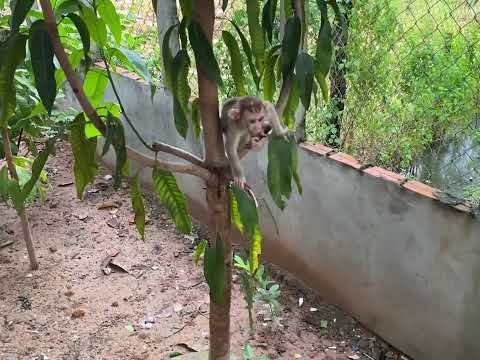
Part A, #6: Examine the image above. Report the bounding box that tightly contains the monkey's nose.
[263,124,272,134]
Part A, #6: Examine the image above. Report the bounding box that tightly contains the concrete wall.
[63,67,480,360]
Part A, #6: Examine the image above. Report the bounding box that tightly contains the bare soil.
[0,142,409,360]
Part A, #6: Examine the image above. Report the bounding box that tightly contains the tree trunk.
[1,127,38,270]
[193,1,232,358]
[327,1,353,147]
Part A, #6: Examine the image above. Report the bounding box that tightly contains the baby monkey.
[221,96,288,188]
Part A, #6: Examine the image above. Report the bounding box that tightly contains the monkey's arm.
[264,101,288,136]
[225,129,246,187]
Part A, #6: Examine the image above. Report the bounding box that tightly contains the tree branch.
[151,141,205,168]
[38,0,211,181]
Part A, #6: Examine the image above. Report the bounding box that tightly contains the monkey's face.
[244,107,266,138]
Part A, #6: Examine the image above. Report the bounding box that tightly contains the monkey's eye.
[250,119,256,124]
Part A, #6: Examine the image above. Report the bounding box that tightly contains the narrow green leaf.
[130,173,146,239]
[283,0,294,18]
[204,236,225,304]
[230,189,244,234]
[193,239,207,265]
[0,166,10,202]
[281,16,301,80]
[9,0,35,32]
[55,0,80,18]
[295,52,315,110]
[316,73,329,103]
[191,98,201,139]
[152,0,157,15]
[262,45,280,101]
[246,0,265,72]
[70,113,98,199]
[289,134,302,195]
[262,0,277,44]
[222,0,228,11]
[162,24,177,92]
[283,77,300,128]
[230,20,260,90]
[315,0,332,77]
[29,20,57,115]
[66,13,91,72]
[188,19,223,86]
[232,185,258,241]
[249,225,262,275]
[20,140,54,202]
[97,0,121,44]
[103,113,127,189]
[268,136,293,210]
[179,0,193,24]
[172,50,191,114]
[112,47,152,83]
[81,5,107,46]
[222,31,245,96]
[0,33,27,127]
[83,68,108,108]
[173,97,188,140]
[152,168,192,234]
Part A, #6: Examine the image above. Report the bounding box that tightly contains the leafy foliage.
[204,236,225,304]
[129,173,146,239]
[152,168,192,235]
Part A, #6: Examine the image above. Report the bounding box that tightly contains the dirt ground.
[0,142,410,360]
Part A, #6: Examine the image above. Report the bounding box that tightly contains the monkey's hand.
[234,176,246,189]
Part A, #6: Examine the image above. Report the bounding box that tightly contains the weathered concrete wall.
[63,68,480,360]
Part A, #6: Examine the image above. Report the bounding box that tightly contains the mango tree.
[1,0,337,358]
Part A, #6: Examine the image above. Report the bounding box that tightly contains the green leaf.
[230,20,259,90]
[0,33,27,127]
[112,47,152,83]
[102,113,127,189]
[222,31,245,96]
[97,0,121,44]
[81,5,107,46]
[191,98,201,139]
[70,113,98,199]
[204,235,225,304]
[222,0,228,11]
[317,73,328,103]
[295,52,315,110]
[281,16,301,81]
[230,189,244,234]
[66,13,91,72]
[262,45,280,101]
[193,239,207,265]
[262,0,277,44]
[246,0,265,72]
[283,0,294,18]
[188,19,223,86]
[83,68,108,108]
[162,24,177,92]
[20,140,54,202]
[231,185,258,241]
[152,168,192,234]
[151,0,157,15]
[172,49,191,138]
[268,136,293,210]
[55,0,81,18]
[129,173,146,239]
[283,77,300,128]
[315,0,332,78]
[29,20,57,115]
[9,0,35,32]
[0,166,10,202]
[249,225,262,275]
[289,134,302,195]
[179,0,193,24]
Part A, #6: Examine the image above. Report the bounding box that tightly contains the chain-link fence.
[306,0,480,204]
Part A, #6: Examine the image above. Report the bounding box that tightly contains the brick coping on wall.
[300,142,476,216]
[92,61,477,218]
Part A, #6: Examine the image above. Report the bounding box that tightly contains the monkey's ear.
[228,107,241,120]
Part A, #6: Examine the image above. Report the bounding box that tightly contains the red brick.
[329,152,362,170]
[363,166,405,185]
[402,180,439,200]
[300,142,334,156]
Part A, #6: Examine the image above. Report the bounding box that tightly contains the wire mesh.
[306,0,480,204]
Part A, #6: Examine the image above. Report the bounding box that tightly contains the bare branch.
[38,0,211,180]
[151,142,206,168]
